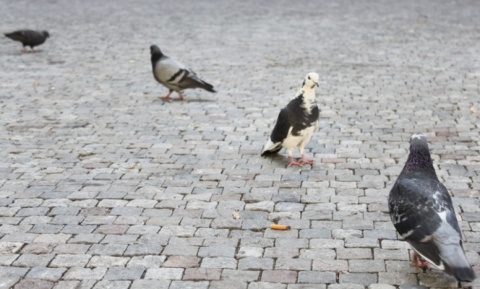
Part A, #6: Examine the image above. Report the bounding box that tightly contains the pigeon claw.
[177,92,185,100]
[300,155,314,165]
[160,91,173,100]
[412,252,430,272]
[288,157,303,167]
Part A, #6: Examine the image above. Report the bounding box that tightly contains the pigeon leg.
[160,90,173,100]
[177,91,185,100]
[300,154,314,165]
[412,252,429,270]
[287,150,302,167]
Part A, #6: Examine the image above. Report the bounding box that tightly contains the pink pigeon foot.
[177,92,185,100]
[412,252,429,271]
[160,91,173,100]
[288,156,303,167]
[300,155,314,165]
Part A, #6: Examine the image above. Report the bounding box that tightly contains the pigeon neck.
[151,53,163,64]
[299,88,316,113]
[402,145,437,177]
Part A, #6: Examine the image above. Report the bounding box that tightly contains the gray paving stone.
[144,268,184,280]
[298,271,336,284]
[50,255,91,268]
[339,273,377,285]
[327,285,365,289]
[49,238,86,250]
[0,242,24,254]
[248,283,287,289]
[201,257,237,269]
[26,267,66,281]
[222,269,260,282]
[125,255,165,268]
[162,244,199,256]
[63,268,107,280]
[0,254,19,266]
[103,267,144,280]
[349,260,385,272]
[288,285,326,289]
[162,256,199,268]
[0,277,19,289]
[87,244,127,256]
[13,279,54,289]
[51,281,80,289]
[68,234,105,244]
[123,243,162,256]
[92,281,130,289]
[87,256,129,267]
[60,225,95,235]
[198,245,235,258]
[130,280,170,289]
[0,267,29,278]
[368,284,396,289]
[210,280,248,289]
[13,254,54,267]
[238,258,274,270]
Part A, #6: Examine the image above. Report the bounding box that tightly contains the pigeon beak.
[314,82,319,87]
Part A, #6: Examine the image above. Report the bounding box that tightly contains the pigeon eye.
[308,76,311,80]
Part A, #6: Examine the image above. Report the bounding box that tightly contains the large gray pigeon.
[150,45,216,100]
[5,30,49,52]
[388,134,476,282]
[261,72,319,167]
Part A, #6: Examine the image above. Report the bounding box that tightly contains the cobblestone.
[1,0,480,288]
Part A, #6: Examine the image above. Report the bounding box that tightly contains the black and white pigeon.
[4,30,50,52]
[150,45,216,100]
[388,134,476,282]
[261,72,320,167]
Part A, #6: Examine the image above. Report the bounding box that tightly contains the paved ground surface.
[1,0,480,288]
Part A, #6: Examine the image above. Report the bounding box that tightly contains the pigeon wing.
[389,178,446,265]
[261,108,291,155]
[175,69,216,92]
[153,57,188,90]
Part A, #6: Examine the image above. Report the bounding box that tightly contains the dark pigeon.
[5,29,50,52]
[261,72,320,167]
[150,45,216,100]
[388,134,476,282]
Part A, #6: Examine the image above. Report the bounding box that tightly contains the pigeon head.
[150,45,162,56]
[42,31,50,38]
[150,45,164,63]
[302,72,319,89]
[402,133,436,175]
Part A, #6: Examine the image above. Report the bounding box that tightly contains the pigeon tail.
[261,139,281,156]
[441,243,476,282]
[198,80,216,93]
[185,75,216,93]
[261,148,281,156]
[450,266,476,282]
[4,32,20,40]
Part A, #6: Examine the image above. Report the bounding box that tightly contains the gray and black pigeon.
[4,30,50,52]
[388,134,476,282]
[150,45,216,100]
[261,72,319,167]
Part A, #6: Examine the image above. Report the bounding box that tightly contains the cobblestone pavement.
[1,0,480,288]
